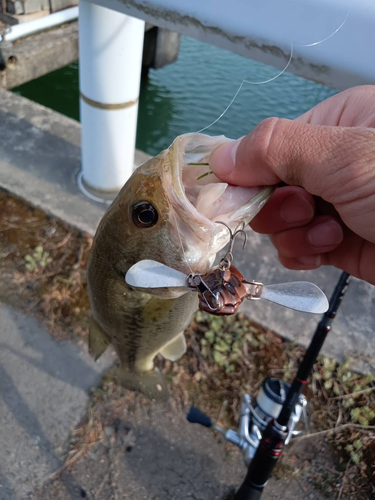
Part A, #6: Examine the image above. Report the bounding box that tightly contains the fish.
[87,133,273,399]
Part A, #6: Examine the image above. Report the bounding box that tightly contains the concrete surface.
[35,398,329,500]
[0,22,79,89]
[0,303,113,500]
[0,88,374,369]
[0,88,150,234]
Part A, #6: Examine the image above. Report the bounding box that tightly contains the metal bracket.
[245,281,264,300]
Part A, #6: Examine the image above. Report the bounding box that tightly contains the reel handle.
[186,406,213,428]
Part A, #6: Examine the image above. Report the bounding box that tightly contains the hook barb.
[216,221,247,257]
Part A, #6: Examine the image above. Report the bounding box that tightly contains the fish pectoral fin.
[116,366,168,401]
[88,317,111,361]
[159,333,187,362]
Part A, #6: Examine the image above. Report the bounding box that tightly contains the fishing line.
[171,209,195,276]
[297,8,350,48]
[196,5,350,135]
[197,44,293,134]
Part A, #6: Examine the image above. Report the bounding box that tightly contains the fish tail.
[116,366,169,401]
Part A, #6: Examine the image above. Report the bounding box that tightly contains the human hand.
[209,86,375,285]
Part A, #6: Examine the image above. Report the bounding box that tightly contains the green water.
[14,36,336,156]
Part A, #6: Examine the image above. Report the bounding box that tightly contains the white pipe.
[2,7,79,43]
[79,0,144,192]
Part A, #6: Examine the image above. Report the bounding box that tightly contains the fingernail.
[297,255,322,267]
[308,220,344,248]
[280,194,314,224]
[210,139,240,176]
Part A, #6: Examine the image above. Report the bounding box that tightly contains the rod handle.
[234,483,263,500]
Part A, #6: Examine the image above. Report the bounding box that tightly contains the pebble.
[105,426,115,437]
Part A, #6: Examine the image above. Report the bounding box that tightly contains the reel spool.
[187,377,307,466]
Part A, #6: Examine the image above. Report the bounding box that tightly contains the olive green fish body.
[88,244,198,373]
[87,133,274,399]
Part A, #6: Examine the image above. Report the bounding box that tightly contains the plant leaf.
[197,170,214,180]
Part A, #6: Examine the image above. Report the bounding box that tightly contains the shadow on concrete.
[0,306,111,499]
[0,337,102,393]
[0,365,60,466]
[0,364,85,500]
[0,466,17,500]
[120,423,237,499]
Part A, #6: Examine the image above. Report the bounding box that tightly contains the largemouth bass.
[87,133,273,399]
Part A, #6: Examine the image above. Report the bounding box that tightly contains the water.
[14,36,336,156]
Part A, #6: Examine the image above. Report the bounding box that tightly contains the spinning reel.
[187,377,307,466]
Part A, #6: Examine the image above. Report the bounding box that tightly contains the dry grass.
[0,189,92,340]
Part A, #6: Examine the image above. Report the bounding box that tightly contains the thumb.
[209,118,375,203]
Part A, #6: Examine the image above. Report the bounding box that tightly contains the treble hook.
[216,221,247,270]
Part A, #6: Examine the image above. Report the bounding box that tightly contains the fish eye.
[132,202,158,228]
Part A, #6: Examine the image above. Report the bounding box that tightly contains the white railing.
[78,0,375,194]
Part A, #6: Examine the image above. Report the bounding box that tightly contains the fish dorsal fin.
[88,317,111,361]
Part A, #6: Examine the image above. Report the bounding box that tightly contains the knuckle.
[322,128,375,202]
[269,232,291,256]
[250,117,280,165]
[278,253,296,270]
[248,117,305,185]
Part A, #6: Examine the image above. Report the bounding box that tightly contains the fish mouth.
[165,133,274,273]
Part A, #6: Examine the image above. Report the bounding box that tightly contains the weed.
[24,245,52,272]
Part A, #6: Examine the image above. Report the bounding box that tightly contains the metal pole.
[79,0,144,192]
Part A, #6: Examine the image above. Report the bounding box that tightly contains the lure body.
[189,265,250,315]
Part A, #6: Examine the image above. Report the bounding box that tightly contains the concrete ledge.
[0,20,180,89]
[0,22,79,89]
[0,88,374,368]
[0,88,149,235]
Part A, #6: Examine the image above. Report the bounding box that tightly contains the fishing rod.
[187,271,351,500]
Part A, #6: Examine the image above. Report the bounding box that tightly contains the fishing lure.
[126,223,329,316]
[186,223,252,315]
